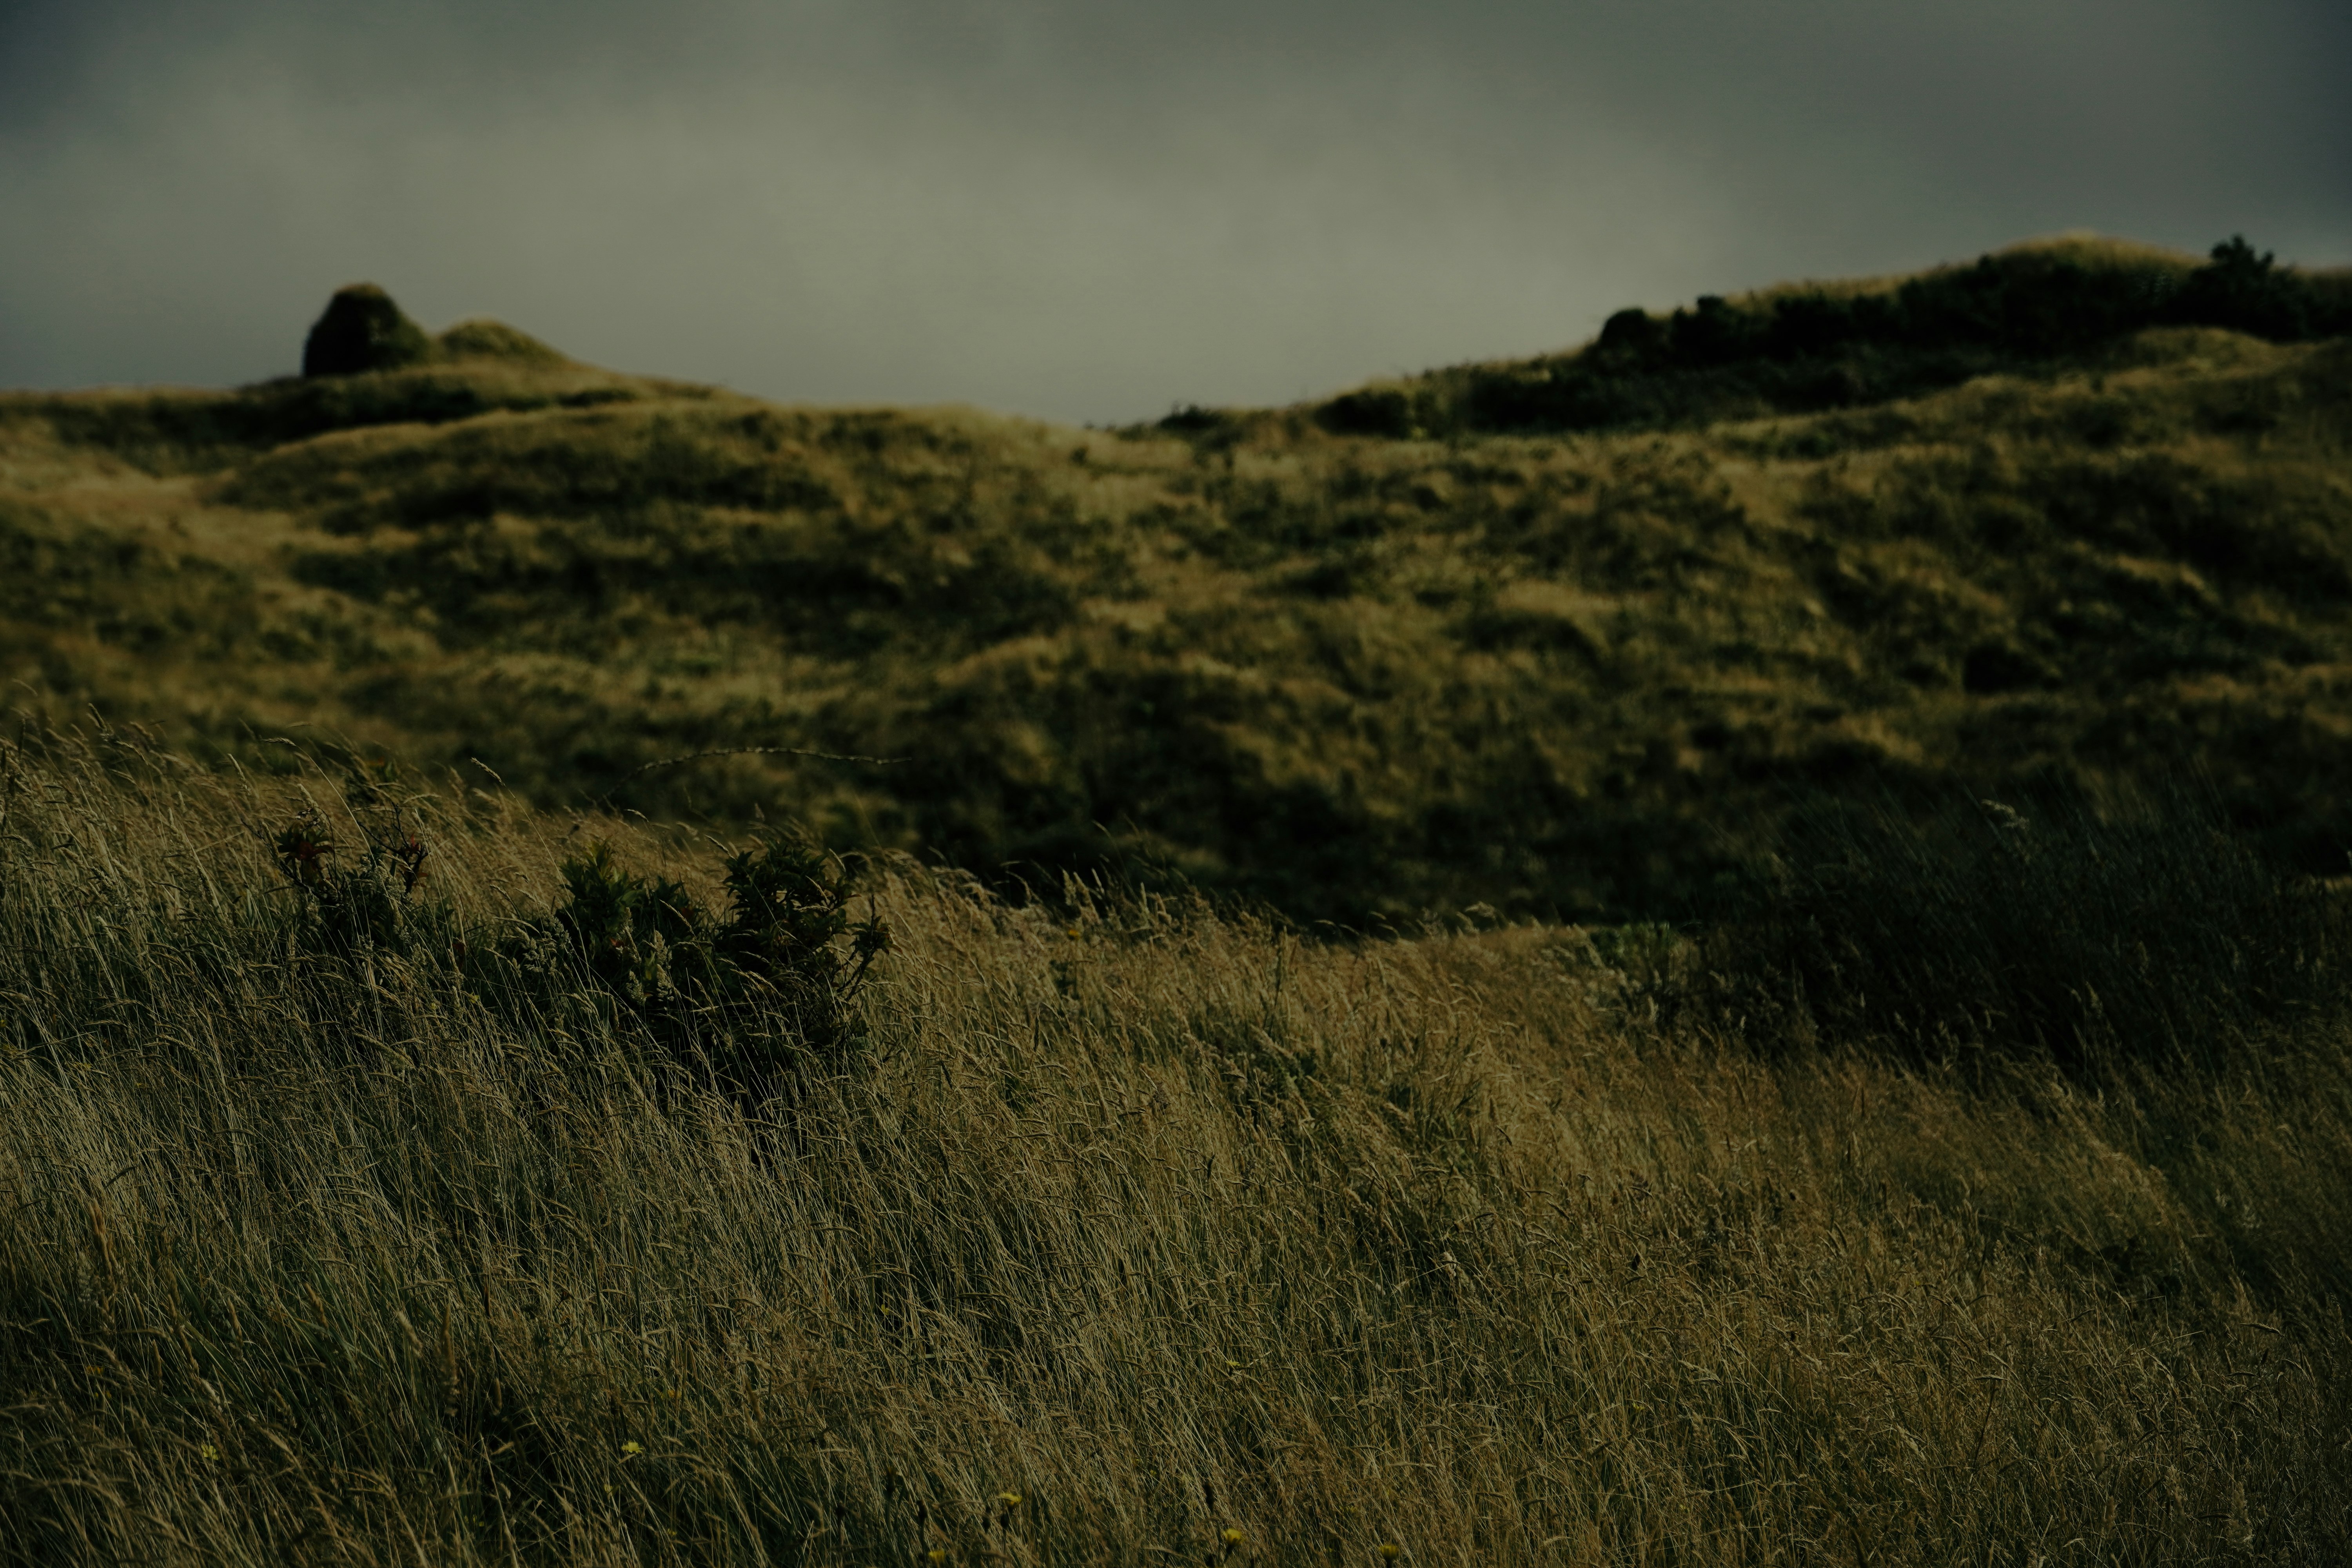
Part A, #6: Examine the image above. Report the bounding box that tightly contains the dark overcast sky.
[2,0,2346,424]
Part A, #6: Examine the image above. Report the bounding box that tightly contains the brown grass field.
[2,732,2348,1563]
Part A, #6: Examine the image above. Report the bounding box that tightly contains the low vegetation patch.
[525,833,889,1096]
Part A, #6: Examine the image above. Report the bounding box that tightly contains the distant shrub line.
[1311,237,2350,438]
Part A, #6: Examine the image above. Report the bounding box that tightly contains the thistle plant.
[269,791,432,962]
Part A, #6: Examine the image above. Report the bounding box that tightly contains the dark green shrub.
[548,840,710,1004]
[1154,403,1249,452]
[1156,404,1228,434]
[270,801,432,962]
[2170,236,2316,341]
[1669,294,1763,367]
[710,837,889,1042]
[301,283,436,377]
[1317,390,1417,439]
[1594,307,1663,357]
[537,835,888,1094]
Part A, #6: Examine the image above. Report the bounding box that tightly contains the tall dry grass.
[2,733,2347,1563]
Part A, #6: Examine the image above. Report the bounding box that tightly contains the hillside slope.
[4,246,2351,922]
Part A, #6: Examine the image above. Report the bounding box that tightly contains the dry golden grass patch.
[1,737,2345,1563]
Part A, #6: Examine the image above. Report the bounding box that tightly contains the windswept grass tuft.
[2,735,2347,1563]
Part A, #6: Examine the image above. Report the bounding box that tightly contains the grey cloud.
[1,0,2345,423]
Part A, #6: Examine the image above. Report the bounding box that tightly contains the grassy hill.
[4,240,2351,927]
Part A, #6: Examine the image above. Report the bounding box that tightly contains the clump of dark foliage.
[1697,789,2352,1078]
[301,283,436,378]
[531,836,889,1096]
[1324,237,2351,437]
[270,780,433,963]
[263,767,888,1097]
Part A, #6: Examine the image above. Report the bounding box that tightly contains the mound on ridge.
[301,283,575,379]
[301,283,437,377]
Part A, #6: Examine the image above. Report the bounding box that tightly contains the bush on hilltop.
[300,282,437,377]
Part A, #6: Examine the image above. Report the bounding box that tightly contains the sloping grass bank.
[5,256,2351,927]
[2,735,2347,1564]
